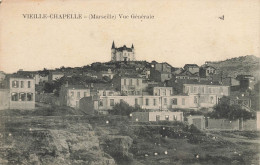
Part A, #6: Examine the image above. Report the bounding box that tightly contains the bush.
[109,101,141,116]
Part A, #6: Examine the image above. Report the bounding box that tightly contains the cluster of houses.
[0,42,258,130]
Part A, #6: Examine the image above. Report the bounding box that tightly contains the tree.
[209,96,253,120]
[110,101,141,116]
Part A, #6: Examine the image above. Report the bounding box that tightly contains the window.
[153,99,156,106]
[173,115,177,121]
[19,93,26,101]
[146,98,149,106]
[27,93,33,101]
[71,92,74,97]
[172,98,177,105]
[156,115,160,121]
[77,92,80,98]
[12,81,19,88]
[182,98,185,105]
[194,96,198,104]
[110,99,114,106]
[194,87,197,93]
[210,96,214,104]
[135,98,138,105]
[162,90,166,96]
[84,92,88,97]
[209,88,212,93]
[11,93,18,101]
[137,79,139,86]
[28,81,31,88]
[124,79,126,85]
[99,99,103,106]
[130,79,133,85]
[120,99,123,103]
[165,115,169,121]
[201,87,204,94]
[164,98,167,105]
[21,81,24,88]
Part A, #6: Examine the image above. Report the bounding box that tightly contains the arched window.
[11,93,18,101]
[19,93,26,101]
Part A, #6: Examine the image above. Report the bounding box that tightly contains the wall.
[0,89,9,110]
[9,78,35,110]
[36,93,60,106]
[149,111,183,122]
[207,119,239,130]
[257,112,260,131]
[187,116,205,130]
[131,112,149,122]
[242,119,257,131]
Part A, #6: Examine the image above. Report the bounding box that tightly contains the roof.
[176,70,199,77]
[184,64,199,68]
[5,74,34,79]
[115,45,133,52]
[183,81,228,86]
[64,85,90,90]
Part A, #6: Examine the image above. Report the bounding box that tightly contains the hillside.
[205,55,260,80]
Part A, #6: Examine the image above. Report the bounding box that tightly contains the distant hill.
[204,55,260,80]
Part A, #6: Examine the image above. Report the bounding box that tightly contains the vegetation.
[109,101,141,116]
[209,96,254,120]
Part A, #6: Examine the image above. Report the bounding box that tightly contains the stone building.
[111,41,135,62]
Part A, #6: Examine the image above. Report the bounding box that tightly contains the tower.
[111,41,116,61]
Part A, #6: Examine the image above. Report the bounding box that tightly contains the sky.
[0,0,259,73]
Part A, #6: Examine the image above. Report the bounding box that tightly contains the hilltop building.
[111,41,135,62]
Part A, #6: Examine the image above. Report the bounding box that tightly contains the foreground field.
[0,106,259,165]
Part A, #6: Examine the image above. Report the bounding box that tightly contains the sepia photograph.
[0,0,259,164]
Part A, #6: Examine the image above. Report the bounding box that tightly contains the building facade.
[131,111,184,122]
[113,76,144,95]
[111,41,135,62]
[183,83,230,108]
[60,85,91,108]
[0,76,35,110]
[150,63,172,82]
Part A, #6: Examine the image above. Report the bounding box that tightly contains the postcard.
[0,0,259,164]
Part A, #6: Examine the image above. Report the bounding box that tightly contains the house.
[0,71,6,82]
[97,69,115,80]
[111,41,135,62]
[59,84,91,108]
[34,73,49,84]
[236,75,256,90]
[183,83,230,108]
[150,63,172,82]
[48,71,64,82]
[0,75,35,110]
[113,76,144,95]
[183,64,199,74]
[175,70,200,80]
[153,87,173,96]
[199,66,217,78]
[222,77,240,86]
[130,111,184,122]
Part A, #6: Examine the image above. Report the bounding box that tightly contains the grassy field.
[0,106,259,165]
